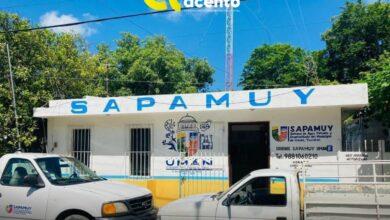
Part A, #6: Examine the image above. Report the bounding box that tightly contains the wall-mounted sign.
[271,123,338,170]
[339,152,369,161]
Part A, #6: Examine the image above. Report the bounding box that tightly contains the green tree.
[0,13,215,154]
[99,33,214,96]
[239,44,312,89]
[0,12,102,153]
[321,1,390,82]
[360,52,390,125]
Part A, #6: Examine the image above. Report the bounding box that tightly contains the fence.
[123,151,228,199]
[70,150,228,199]
[175,151,227,198]
[343,139,389,153]
[302,161,390,220]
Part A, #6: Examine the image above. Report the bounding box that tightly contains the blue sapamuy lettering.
[70,89,315,114]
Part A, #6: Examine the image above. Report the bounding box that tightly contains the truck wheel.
[63,214,91,220]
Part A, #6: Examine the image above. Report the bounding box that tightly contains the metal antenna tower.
[225,3,234,91]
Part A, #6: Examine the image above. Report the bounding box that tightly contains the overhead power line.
[1,0,249,34]
[0,0,71,10]
[7,73,298,88]
[0,7,196,34]
[40,87,308,109]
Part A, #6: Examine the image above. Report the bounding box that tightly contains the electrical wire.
[0,0,72,10]
[37,85,312,109]
[94,0,155,36]
[1,0,250,34]
[297,0,311,48]
[16,73,296,87]
[283,0,307,47]
[32,75,216,86]
[0,7,197,34]
[243,3,272,43]
[79,2,226,74]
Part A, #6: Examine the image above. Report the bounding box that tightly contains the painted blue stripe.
[299,178,340,183]
[101,175,228,180]
[102,175,148,179]
[101,175,339,183]
[154,176,228,180]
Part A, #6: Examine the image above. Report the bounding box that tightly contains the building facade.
[34,84,370,206]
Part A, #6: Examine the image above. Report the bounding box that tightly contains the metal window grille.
[129,126,151,177]
[72,128,91,167]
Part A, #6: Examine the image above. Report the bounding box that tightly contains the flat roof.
[33,83,368,118]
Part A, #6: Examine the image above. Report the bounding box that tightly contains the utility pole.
[225,2,234,91]
[105,63,109,97]
[304,55,319,86]
[4,43,22,151]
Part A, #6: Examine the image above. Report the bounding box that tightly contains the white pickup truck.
[158,167,390,220]
[0,152,157,220]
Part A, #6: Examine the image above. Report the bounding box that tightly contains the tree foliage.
[320,0,390,82]
[239,1,389,126]
[0,12,214,153]
[239,44,310,90]
[102,33,214,96]
[0,12,99,154]
[320,0,390,125]
[361,52,390,125]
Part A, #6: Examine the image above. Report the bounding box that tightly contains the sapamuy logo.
[5,204,32,215]
[144,0,241,12]
[6,205,13,214]
[272,126,288,142]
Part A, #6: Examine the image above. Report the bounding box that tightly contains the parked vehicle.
[158,165,390,220]
[0,152,157,220]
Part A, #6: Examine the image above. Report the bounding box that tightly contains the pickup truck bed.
[303,162,390,220]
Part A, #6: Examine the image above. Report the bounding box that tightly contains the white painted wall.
[47,107,343,179]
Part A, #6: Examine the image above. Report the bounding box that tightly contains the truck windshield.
[35,157,103,185]
[215,174,250,200]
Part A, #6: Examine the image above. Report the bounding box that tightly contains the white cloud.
[82,13,97,20]
[166,11,182,22]
[188,8,220,21]
[164,8,221,22]
[39,11,96,36]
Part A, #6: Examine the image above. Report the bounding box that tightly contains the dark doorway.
[228,122,269,184]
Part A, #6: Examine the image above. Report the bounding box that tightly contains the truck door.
[0,158,49,220]
[216,176,292,220]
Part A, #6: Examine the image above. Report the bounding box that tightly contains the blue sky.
[1,0,369,90]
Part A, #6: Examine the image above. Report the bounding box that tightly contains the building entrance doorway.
[228,122,270,184]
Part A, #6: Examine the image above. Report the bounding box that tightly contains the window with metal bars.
[72,129,91,167]
[130,127,151,176]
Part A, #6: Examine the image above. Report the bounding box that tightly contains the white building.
[34,83,371,206]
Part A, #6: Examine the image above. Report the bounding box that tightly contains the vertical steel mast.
[225,2,234,91]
